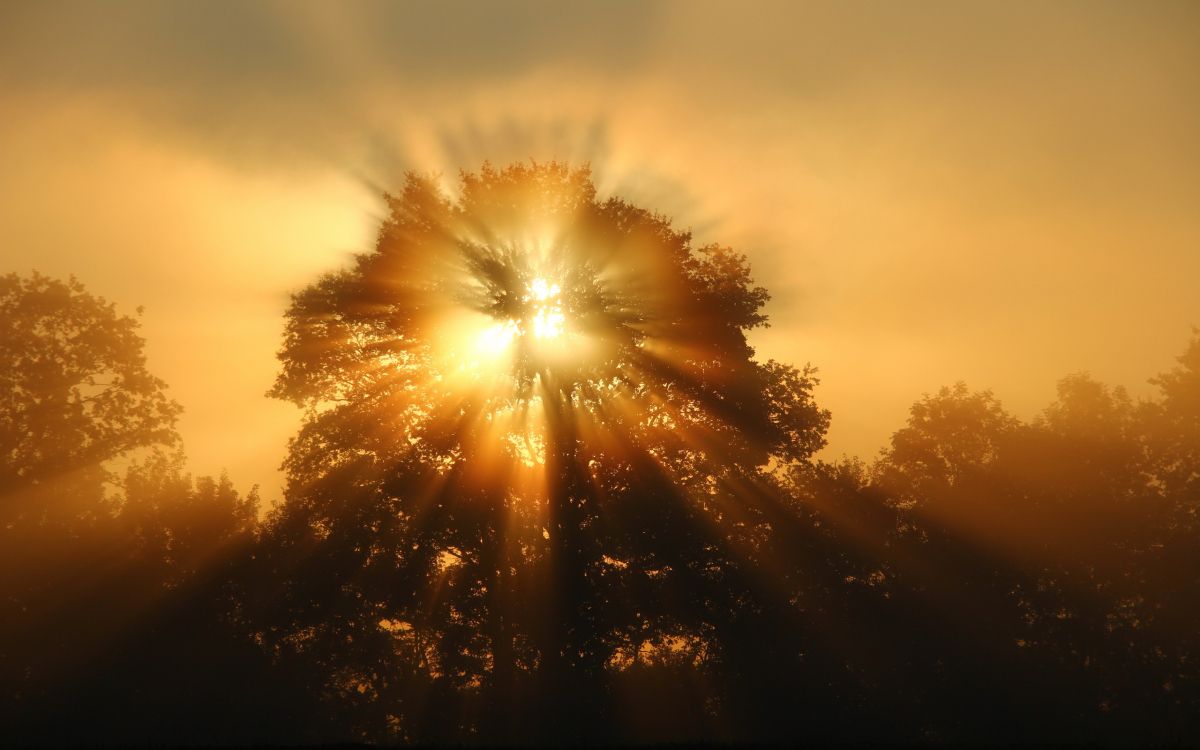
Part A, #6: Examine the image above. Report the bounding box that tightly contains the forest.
[2,164,1197,746]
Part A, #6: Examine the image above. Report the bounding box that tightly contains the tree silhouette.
[0,272,180,530]
[252,162,830,742]
[867,342,1200,742]
[1,272,179,724]
[0,273,291,744]
[4,221,1199,746]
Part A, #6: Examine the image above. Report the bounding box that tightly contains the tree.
[0,274,286,744]
[1,273,181,717]
[118,449,259,586]
[868,348,1200,743]
[253,162,830,742]
[0,272,180,530]
[1143,330,1200,511]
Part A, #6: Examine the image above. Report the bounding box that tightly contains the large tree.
[254,162,830,742]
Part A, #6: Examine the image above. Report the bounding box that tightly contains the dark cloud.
[0,1,663,89]
[0,1,665,170]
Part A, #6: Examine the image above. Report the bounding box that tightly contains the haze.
[2,0,1197,502]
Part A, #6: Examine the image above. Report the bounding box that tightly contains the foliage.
[252,163,830,742]
[0,272,180,529]
[2,212,1199,744]
[0,274,282,744]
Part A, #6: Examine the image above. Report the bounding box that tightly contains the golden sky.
[2,1,1198,501]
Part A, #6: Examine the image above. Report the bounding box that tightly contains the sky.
[2,0,1198,503]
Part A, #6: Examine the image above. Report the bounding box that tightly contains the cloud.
[0,1,665,171]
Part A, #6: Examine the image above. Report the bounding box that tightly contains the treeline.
[2,274,1197,744]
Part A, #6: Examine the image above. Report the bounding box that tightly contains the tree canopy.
[0,273,273,743]
[0,272,180,529]
[1,182,1198,745]
[253,162,830,742]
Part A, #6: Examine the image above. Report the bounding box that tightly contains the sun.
[270,160,792,547]
[472,276,569,360]
[278,162,775,473]
[527,277,565,340]
[475,319,518,355]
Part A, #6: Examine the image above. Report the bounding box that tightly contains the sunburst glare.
[259,161,831,745]
[270,162,801,517]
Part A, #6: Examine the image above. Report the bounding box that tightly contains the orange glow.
[528,277,565,340]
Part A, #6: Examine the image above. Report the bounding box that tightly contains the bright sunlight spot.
[476,319,519,355]
[527,277,564,339]
[532,308,565,339]
[529,277,560,301]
